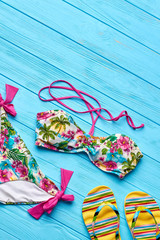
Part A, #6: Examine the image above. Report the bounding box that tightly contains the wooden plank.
[125,0,160,19]
[0,40,160,162]
[65,0,160,53]
[0,4,160,125]
[0,205,88,240]
[0,229,19,240]
[1,0,160,89]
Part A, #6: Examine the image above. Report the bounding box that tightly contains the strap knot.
[38,80,144,132]
[56,190,64,200]
[28,168,74,219]
[0,84,19,116]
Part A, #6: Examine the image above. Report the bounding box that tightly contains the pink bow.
[0,84,19,116]
[28,168,74,220]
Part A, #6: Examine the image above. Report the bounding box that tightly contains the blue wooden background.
[0,0,160,239]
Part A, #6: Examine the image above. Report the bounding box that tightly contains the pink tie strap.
[38,80,144,135]
[0,84,19,116]
[28,168,74,220]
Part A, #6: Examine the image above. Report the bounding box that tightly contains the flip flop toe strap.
[92,202,120,240]
[131,206,160,240]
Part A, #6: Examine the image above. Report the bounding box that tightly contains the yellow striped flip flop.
[124,191,160,240]
[82,185,121,240]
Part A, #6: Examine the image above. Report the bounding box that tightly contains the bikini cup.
[36,80,144,179]
[0,84,74,219]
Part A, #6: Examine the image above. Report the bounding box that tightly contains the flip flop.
[124,191,160,240]
[82,185,121,240]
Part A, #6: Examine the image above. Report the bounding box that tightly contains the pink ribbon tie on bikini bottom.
[28,168,74,220]
[0,84,19,116]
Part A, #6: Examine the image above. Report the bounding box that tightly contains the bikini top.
[0,84,74,219]
[36,80,144,179]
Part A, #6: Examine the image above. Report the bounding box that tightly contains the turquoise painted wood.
[0,0,160,239]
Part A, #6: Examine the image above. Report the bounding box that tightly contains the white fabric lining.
[0,180,53,204]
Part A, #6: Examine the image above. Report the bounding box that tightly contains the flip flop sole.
[82,185,121,240]
[124,191,160,240]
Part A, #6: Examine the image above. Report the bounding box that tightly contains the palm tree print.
[39,123,56,141]
[122,151,143,173]
[122,158,135,172]
[50,115,70,134]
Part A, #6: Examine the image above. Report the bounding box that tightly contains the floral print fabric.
[0,107,59,204]
[35,110,143,178]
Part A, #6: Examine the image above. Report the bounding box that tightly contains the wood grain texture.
[0,3,160,124]
[124,0,160,19]
[0,0,160,239]
[1,0,160,89]
[65,0,160,53]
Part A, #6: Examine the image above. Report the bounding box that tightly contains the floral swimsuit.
[36,80,144,179]
[0,84,74,219]
[0,81,144,220]
[36,110,143,179]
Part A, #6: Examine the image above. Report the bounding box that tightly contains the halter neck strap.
[0,84,19,116]
[38,80,144,135]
